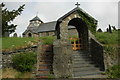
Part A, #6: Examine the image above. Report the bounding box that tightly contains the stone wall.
[39,31,55,37]
[90,38,105,71]
[2,45,37,68]
[89,31,105,71]
[104,46,119,69]
[68,29,78,36]
[53,40,73,78]
[89,31,119,70]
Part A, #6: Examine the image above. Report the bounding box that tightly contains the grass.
[95,30,118,45]
[1,36,56,51]
[2,68,33,78]
[1,37,37,51]
[106,65,120,78]
[95,30,119,78]
[39,36,55,45]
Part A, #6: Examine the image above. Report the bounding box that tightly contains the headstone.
[97,28,103,32]
[106,28,109,32]
[112,26,116,30]
[109,24,112,33]
[13,33,17,37]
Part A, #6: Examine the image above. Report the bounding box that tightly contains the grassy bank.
[95,30,119,78]
[2,68,33,78]
[1,36,55,51]
[1,37,36,52]
[95,30,118,45]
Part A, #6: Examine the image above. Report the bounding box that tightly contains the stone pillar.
[53,39,73,78]
[60,21,69,40]
[36,41,43,74]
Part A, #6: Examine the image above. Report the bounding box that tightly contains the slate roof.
[37,21,57,33]
[37,21,76,33]
[58,7,97,22]
[23,27,38,34]
[30,16,43,23]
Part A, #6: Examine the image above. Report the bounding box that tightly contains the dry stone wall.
[2,45,37,68]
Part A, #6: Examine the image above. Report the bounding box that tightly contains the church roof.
[23,27,38,34]
[23,21,76,34]
[30,16,43,23]
[37,21,57,33]
[58,7,97,22]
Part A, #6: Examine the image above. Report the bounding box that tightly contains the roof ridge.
[30,16,43,23]
[58,6,97,21]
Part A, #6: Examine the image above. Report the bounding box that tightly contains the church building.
[22,4,97,38]
[22,16,77,37]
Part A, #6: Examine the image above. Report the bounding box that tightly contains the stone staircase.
[35,45,53,78]
[72,50,107,78]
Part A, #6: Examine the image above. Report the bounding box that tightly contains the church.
[22,3,97,38]
[22,16,77,37]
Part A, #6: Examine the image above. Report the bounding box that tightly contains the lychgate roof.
[58,7,97,22]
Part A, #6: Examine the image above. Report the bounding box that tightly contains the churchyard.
[1,2,120,79]
[1,30,120,78]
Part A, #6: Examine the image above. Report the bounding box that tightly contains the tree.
[1,3,25,37]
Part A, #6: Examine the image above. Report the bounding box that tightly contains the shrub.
[12,52,37,72]
[106,65,120,78]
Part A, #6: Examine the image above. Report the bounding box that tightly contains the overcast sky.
[1,0,119,36]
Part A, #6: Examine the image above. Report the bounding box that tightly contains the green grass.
[39,36,55,45]
[1,36,56,51]
[1,37,36,51]
[106,65,120,78]
[95,30,119,45]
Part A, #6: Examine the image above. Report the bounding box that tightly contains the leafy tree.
[1,3,25,37]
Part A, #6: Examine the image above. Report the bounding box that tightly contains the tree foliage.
[1,3,25,37]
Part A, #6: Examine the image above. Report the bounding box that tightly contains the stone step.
[73,63,95,68]
[73,57,91,61]
[73,55,90,58]
[36,74,49,78]
[73,60,94,64]
[38,69,50,71]
[73,70,103,77]
[73,66,100,72]
[39,62,52,64]
[73,53,87,56]
[79,74,108,78]
[40,60,53,62]
[39,64,52,66]
[39,66,52,69]
[39,57,53,60]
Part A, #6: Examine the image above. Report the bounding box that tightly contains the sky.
[1,0,119,37]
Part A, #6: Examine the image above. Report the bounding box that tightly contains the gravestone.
[13,33,17,37]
